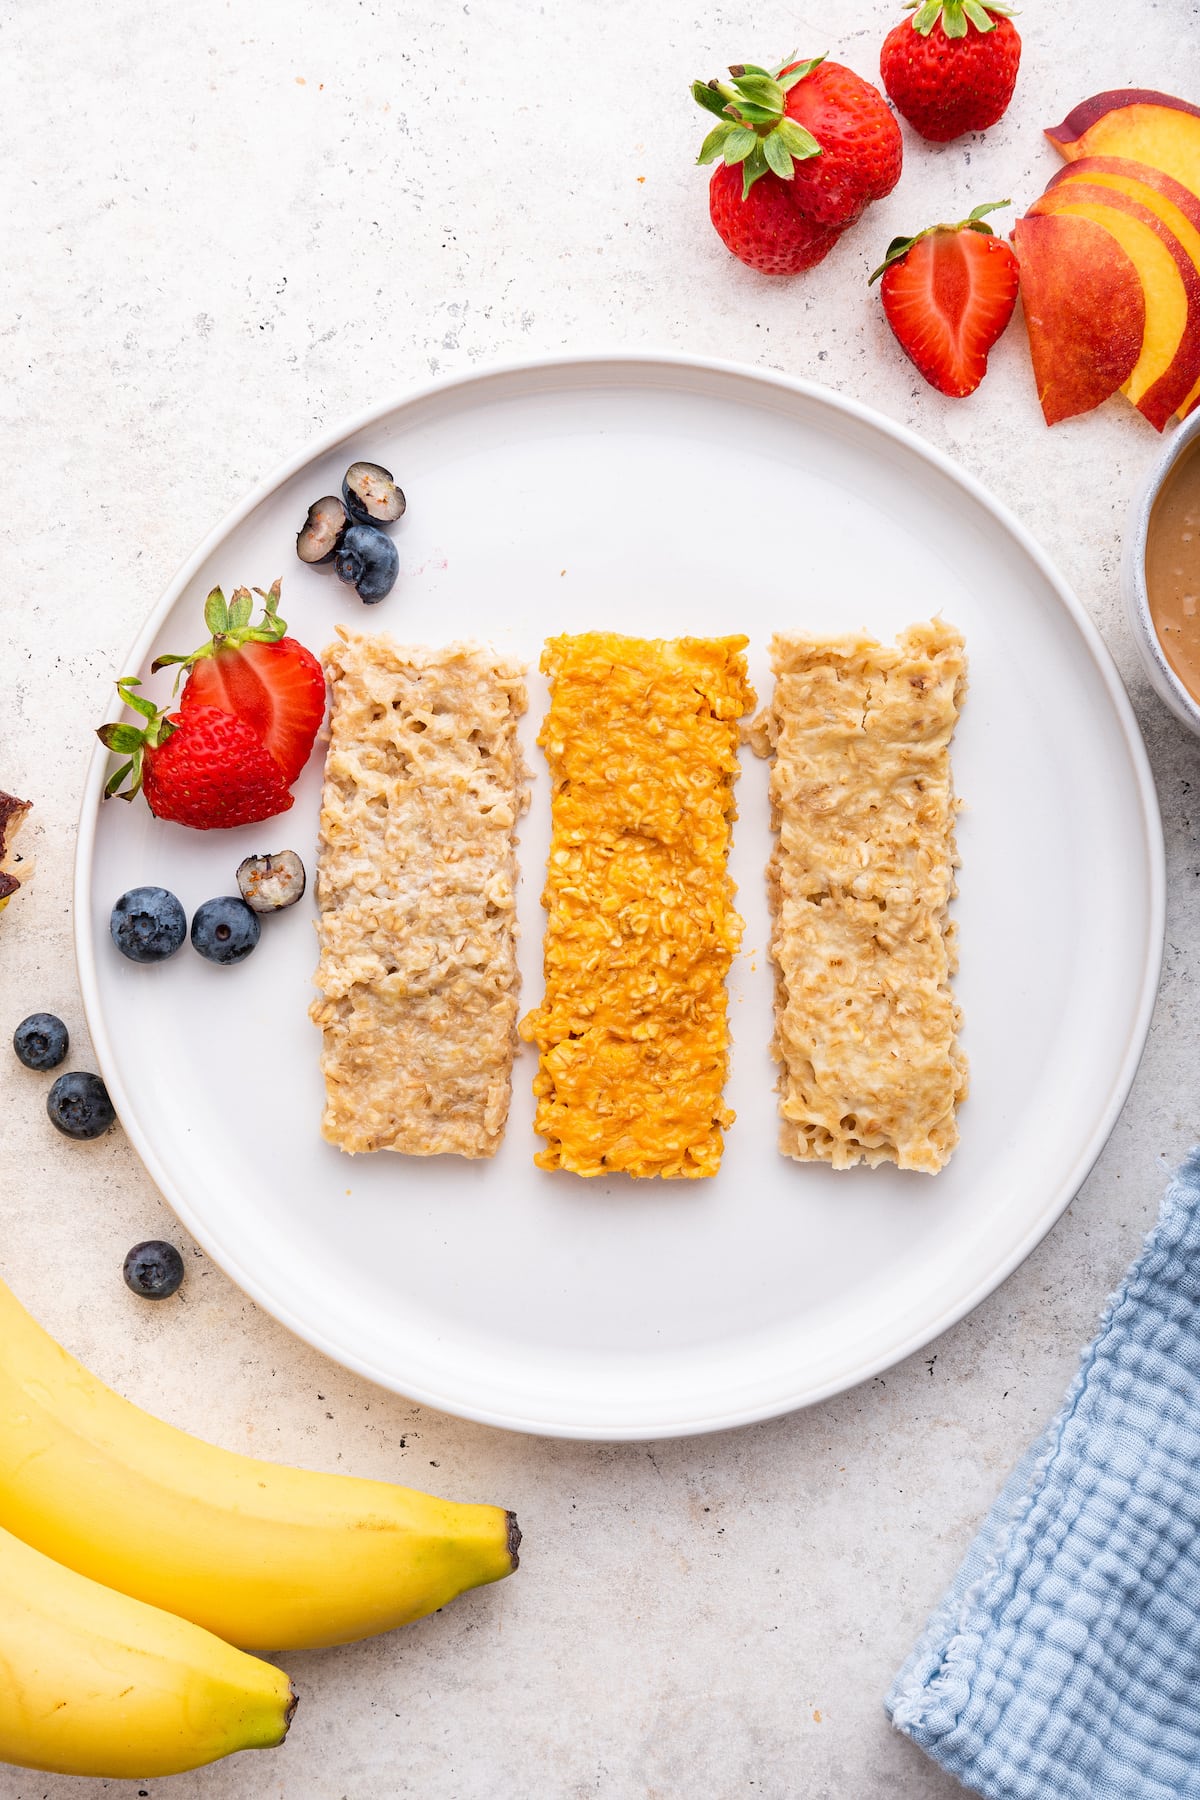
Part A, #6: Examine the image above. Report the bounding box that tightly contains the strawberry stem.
[96,679,176,801]
[906,0,1016,37]
[868,200,1011,283]
[692,55,824,198]
[150,578,287,688]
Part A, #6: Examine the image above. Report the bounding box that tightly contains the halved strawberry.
[152,580,326,786]
[871,201,1020,396]
[98,681,293,830]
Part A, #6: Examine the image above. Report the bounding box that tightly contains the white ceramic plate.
[76,353,1164,1440]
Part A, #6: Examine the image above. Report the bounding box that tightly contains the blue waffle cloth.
[887,1148,1200,1800]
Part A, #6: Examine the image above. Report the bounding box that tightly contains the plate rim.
[73,349,1166,1440]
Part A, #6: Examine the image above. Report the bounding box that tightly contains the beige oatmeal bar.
[750,622,968,1174]
[310,629,528,1157]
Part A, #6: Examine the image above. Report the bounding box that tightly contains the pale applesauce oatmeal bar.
[310,629,528,1157]
[750,622,968,1174]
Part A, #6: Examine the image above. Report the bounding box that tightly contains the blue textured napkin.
[887,1149,1200,1800]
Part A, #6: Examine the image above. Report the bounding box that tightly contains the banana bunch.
[0,1522,294,1777]
[0,1272,520,1777]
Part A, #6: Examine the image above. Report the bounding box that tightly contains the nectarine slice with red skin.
[1029,182,1200,429]
[1046,156,1200,417]
[1048,89,1200,140]
[1047,157,1200,226]
[1046,93,1200,199]
[1012,213,1145,424]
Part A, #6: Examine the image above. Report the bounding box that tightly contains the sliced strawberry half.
[97,679,294,829]
[152,580,326,786]
[871,201,1020,397]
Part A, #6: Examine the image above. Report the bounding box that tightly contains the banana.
[0,1520,294,1777]
[0,1273,520,1650]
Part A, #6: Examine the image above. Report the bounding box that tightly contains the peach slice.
[1046,92,1200,198]
[1012,213,1145,424]
[1046,156,1200,417]
[1029,181,1200,430]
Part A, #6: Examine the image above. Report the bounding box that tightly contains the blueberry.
[123,1240,185,1300]
[47,1071,115,1140]
[236,849,306,913]
[13,1012,69,1071]
[190,895,261,964]
[335,524,399,604]
[297,495,350,565]
[342,461,405,526]
[110,886,188,963]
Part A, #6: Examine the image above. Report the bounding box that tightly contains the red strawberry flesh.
[880,224,1019,397]
[152,581,326,787]
[182,637,326,787]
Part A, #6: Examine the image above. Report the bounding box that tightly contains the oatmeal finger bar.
[518,632,754,1179]
[310,629,528,1157]
[750,622,968,1174]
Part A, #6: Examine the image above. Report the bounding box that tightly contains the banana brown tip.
[283,1682,300,1735]
[506,1510,522,1569]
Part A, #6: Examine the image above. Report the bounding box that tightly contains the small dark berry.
[111,887,188,963]
[191,895,261,964]
[47,1071,116,1140]
[13,1012,69,1071]
[297,495,350,565]
[236,849,306,913]
[342,461,405,526]
[335,524,399,604]
[123,1240,185,1300]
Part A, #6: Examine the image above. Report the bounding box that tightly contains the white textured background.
[2,0,1198,1795]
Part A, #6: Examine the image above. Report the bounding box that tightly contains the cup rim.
[1128,409,1200,725]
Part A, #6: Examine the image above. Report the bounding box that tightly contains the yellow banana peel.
[0,1519,294,1777]
[0,1272,520,1650]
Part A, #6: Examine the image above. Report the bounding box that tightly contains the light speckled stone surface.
[2,1,1198,1794]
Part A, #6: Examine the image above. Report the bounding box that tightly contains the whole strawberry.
[693,54,902,272]
[870,202,1019,396]
[98,681,294,829]
[780,59,903,227]
[151,580,326,785]
[708,163,842,274]
[880,0,1021,143]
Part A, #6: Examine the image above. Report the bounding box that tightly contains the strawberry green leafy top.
[693,57,824,200]
[869,200,1011,283]
[150,579,288,684]
[97,581,290,799]
[907,0,1016,36]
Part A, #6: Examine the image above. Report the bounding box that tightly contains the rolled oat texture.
[310,628,528,1157]
[519,631,754,1179]
[750,621,968,1174]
